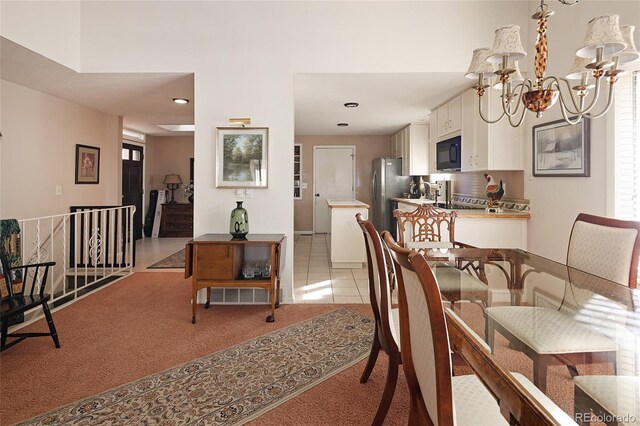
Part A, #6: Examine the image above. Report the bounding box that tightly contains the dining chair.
[386,240,508,425]
[573,375,640,425]
[356,213,401,426]
[484,213,640,392]
[393,204,457,249]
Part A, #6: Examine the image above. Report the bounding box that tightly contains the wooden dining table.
[418,247,639,426]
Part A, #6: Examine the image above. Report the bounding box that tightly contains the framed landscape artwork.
[532,118,590,177]
[75,144,100,184]
[216,127,268,188]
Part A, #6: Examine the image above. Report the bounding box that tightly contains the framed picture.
[216,127,268,188]
[532,118,590,177]
[75,144,100,184]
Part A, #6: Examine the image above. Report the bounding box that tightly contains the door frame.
[122,140,146,236]
[312,145,356,234]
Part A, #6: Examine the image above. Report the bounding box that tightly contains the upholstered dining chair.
[573,375,640,425]
[386,240,508,425]
[356,213,400,426]
[484,213,640,392]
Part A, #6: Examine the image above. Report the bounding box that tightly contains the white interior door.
[313,146,355,233]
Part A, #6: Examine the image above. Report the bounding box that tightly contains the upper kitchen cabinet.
[392,123,429,176]
[461,88,523,172]
[436,95,462,139]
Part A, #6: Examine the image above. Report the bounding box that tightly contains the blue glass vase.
[230,201,249,239]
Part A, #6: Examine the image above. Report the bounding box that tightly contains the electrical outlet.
[301,183,308,189]
[245,189,254,199]
[235,188,244,198]
[55,185,63,196]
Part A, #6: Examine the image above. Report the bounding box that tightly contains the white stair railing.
[13,205,135,324]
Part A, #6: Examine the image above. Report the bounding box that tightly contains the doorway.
[313,146,355,233]
[122,143,144,240]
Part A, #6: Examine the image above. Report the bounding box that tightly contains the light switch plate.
[55,185,63,196]
[301,183,308,189]
[235,188,244,198]
[245,189,254,199]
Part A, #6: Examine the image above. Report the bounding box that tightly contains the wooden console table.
[184,234,286,324]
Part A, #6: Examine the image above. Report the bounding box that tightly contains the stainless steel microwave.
[436,136,461,171]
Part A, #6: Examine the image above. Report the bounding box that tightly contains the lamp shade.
[163,174,182,185]
[617,25,640,65]
[566,56,596,80]
[576,15,626,59]
[465,48,496,79]
[494,61,524,89]
[488,25,527,64]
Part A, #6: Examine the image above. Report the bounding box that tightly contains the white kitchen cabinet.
[456,217,527,249]
[327,199,369,268]
[391,132,403,159]
[429,114,438,171]
[392,123,429,176]
[461,88,523,172]
[437,95,462,140]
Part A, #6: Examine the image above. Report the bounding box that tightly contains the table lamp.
[163,174,182,204]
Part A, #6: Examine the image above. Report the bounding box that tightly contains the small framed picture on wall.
[75,144,101,184]
[532,118,590,177]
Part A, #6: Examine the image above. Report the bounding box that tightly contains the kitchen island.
[326,199,369,268]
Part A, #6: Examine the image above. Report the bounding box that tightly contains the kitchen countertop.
[390,197,435,205]
[326,199,370,209]
[393,198,529,219]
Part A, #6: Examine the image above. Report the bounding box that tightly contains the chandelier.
[465,0,639,127]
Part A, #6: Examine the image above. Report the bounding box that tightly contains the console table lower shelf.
[184,233,286,324]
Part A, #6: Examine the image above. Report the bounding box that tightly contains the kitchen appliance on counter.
[436,136,461,171]
[428,180,452,208]
[371,158,411,238]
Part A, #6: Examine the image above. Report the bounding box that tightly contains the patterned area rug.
[147,249,185,269]
[20,308,373,425]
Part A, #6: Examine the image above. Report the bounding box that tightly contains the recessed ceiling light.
[337,123,349,127]
[344,102,359,108]
[173,98,189,104]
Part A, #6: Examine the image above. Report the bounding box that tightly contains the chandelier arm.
[547,76,605,116]
[546,77,586,113]
[502,81,530,117]
[558,102,584,125]
[582,83,616,119]
[478,95,507,124]
[507,105,528,128]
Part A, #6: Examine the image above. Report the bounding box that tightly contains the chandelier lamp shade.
[465,0,640,127]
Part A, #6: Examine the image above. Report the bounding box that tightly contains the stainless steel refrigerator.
[371,158,411,236]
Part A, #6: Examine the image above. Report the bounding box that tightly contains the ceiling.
[1,38,474,138]
[0,38,194,137]
[294,73,473,136]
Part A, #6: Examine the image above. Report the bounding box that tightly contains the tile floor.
[293,234,370,304]
[133,236,190,272]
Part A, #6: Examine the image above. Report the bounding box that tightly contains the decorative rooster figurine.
[484,173,504,209]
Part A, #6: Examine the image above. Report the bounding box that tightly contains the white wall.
[523,0,639,262]
[0,1,80,70]
[0,80,121,219]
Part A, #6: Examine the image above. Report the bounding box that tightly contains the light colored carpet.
[18,308,373,425]
[147,249,185,269]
